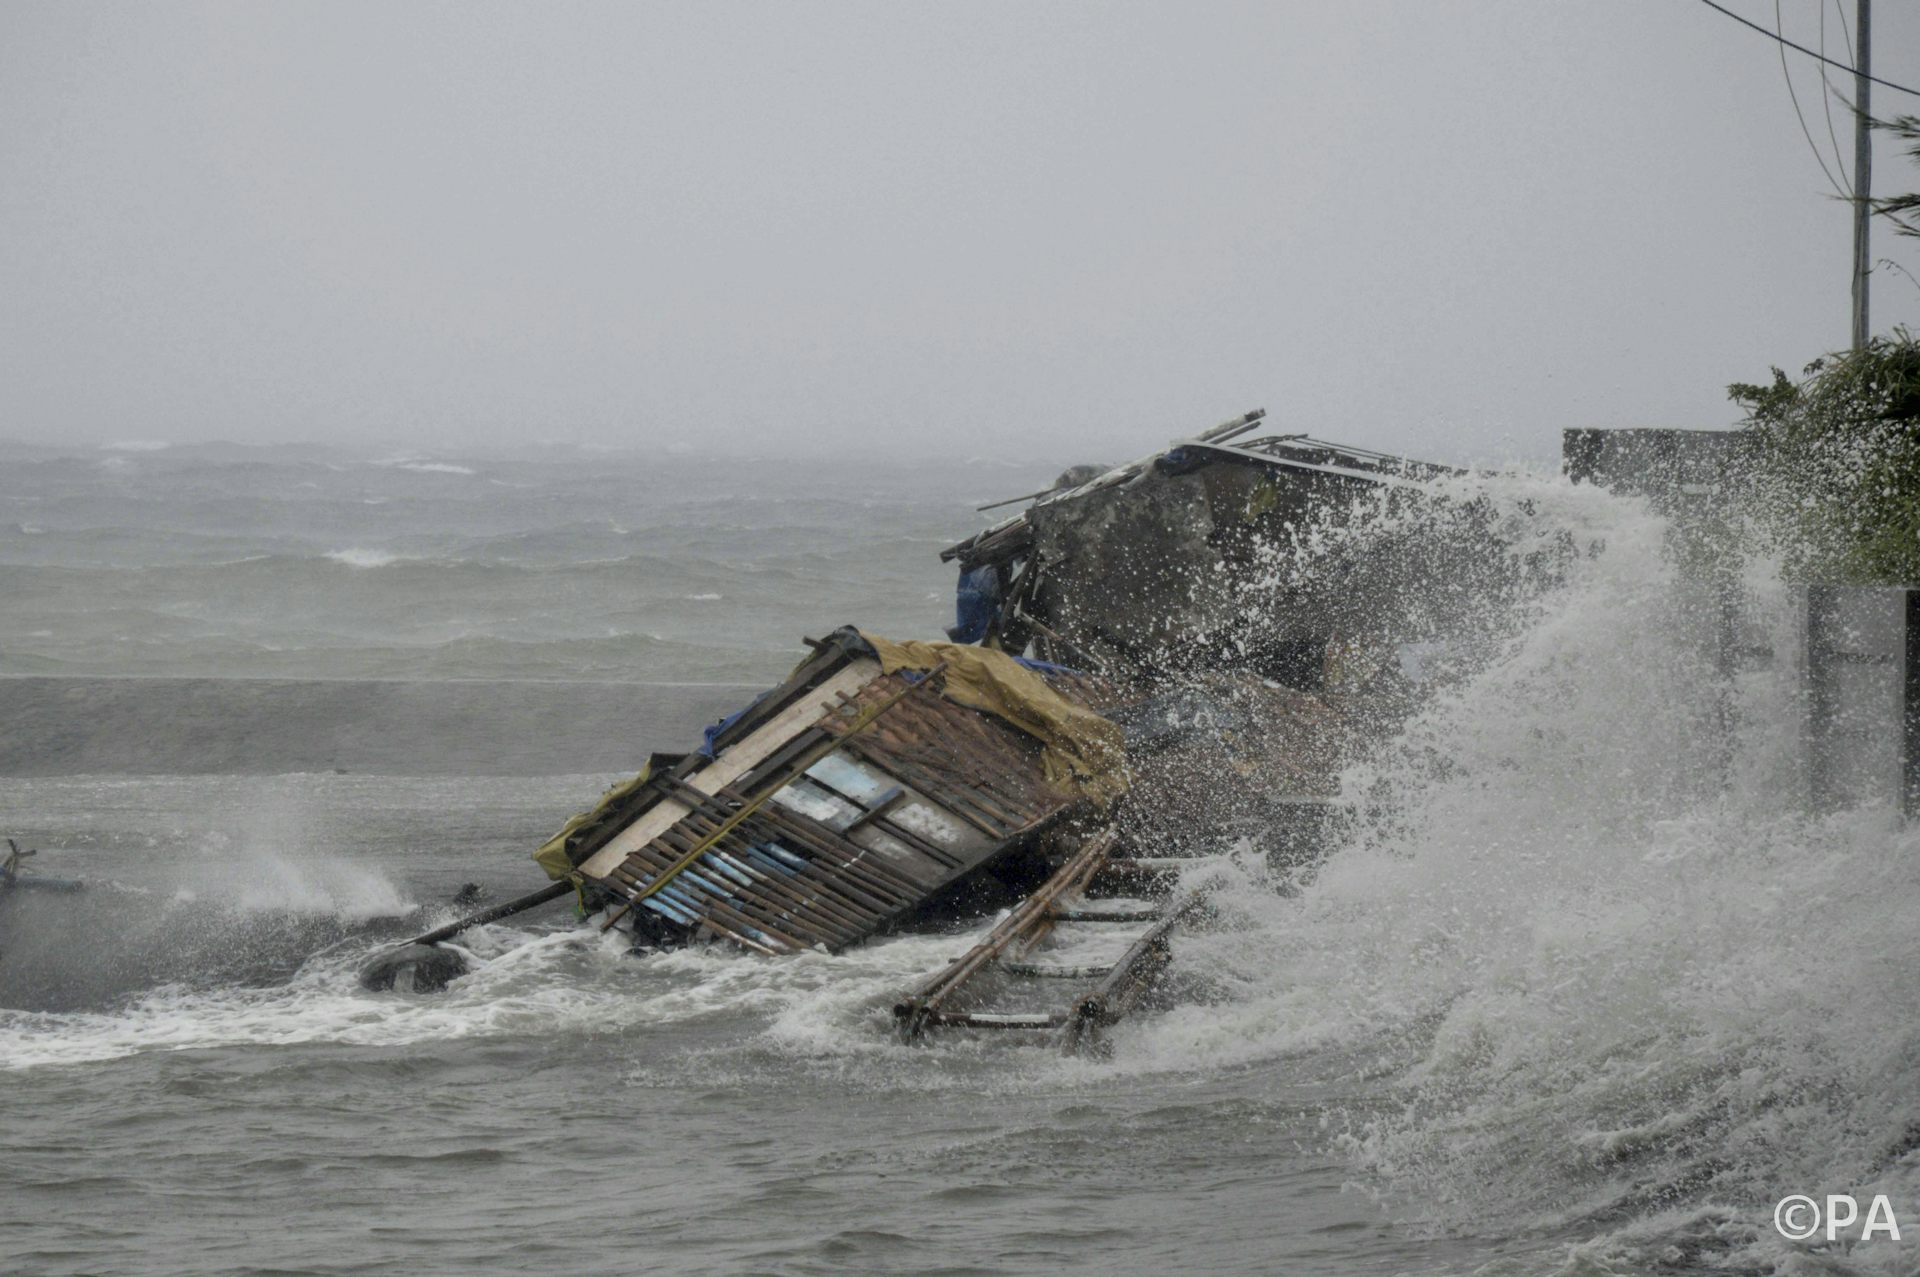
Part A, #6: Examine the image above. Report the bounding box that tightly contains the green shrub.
[1731,331,1920,583]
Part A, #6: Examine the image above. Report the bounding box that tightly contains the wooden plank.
[1051,905,1163,923]
[929,1011,1064,1029]
[1057,892,1206,1056]
[893,832,1118,1038]
[1003,962,1113,979]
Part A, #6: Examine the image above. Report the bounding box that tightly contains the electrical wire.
[1817,0,1852,189]
[1694,0,1920,97]
[1778,0,1852,198]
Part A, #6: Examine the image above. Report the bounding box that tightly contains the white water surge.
[1118,474,1920,1272]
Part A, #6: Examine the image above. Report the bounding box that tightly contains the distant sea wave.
[0,628,798,685]
[0,445,1064,685]
[0,676,752,775]
[323,547,405,568]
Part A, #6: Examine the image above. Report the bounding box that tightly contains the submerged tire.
[357,943,470,993]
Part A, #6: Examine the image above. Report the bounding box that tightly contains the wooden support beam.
[893,830,1118,1039]
[1057,891,1205,1056]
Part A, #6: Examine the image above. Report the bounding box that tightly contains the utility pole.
[1852,0,1873,350]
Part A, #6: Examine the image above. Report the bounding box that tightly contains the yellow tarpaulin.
[858,631,1128,806]
[532,757,656,881]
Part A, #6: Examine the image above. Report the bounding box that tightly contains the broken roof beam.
[941,414,1462,569]
[943,409,1266,564]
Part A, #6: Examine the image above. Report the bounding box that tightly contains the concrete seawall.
[0,677,755,776]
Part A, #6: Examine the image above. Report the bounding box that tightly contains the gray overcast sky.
[3,1,1917,464]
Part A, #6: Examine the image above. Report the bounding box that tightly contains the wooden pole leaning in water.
[405,880,574,948]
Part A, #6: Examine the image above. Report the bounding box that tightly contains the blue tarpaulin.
[701,691,772,758]
[945,565,1003,644]
[1014,656,1078,675]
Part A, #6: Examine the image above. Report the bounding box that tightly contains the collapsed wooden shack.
[531,629,1128,954]
[942,408,1456,686]
[924,409,1467,872]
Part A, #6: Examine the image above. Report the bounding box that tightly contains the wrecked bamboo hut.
[530,628,1129,954]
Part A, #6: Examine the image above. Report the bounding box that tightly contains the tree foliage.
[1730,331,1920,582]
[1872,114,1920,241]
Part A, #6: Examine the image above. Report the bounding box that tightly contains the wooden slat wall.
[596,670,1100,953]
[824,674,1083,839]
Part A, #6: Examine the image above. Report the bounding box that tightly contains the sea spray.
[1128,472,1920,1271]
[0,786,425,1012]
[202,793,416,922]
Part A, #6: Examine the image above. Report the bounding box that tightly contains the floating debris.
[1,839,84,897]
[357,943,469,993]
[892,829,1211,1055]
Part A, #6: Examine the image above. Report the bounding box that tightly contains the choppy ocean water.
[2,442,1916,1276]
[0,440,1016,683]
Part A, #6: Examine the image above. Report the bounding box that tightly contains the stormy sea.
[1,439,1915,1276]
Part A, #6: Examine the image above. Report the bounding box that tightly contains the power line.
[1778,0,1851,198]
[1817,0,1852,188]
[1694,0,1920,97]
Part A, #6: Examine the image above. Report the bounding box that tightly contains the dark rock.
[357,943,470,993]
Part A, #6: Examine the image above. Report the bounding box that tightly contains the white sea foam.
[370,456,477,476]
[324,547,402,568]
[0,930,627,1070]
[160,793,420,922]
[221,852,415,920]
[0,924,951,1073]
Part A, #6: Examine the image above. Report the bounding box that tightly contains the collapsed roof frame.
[938,410,1458,676]
[942,408,1454,574]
